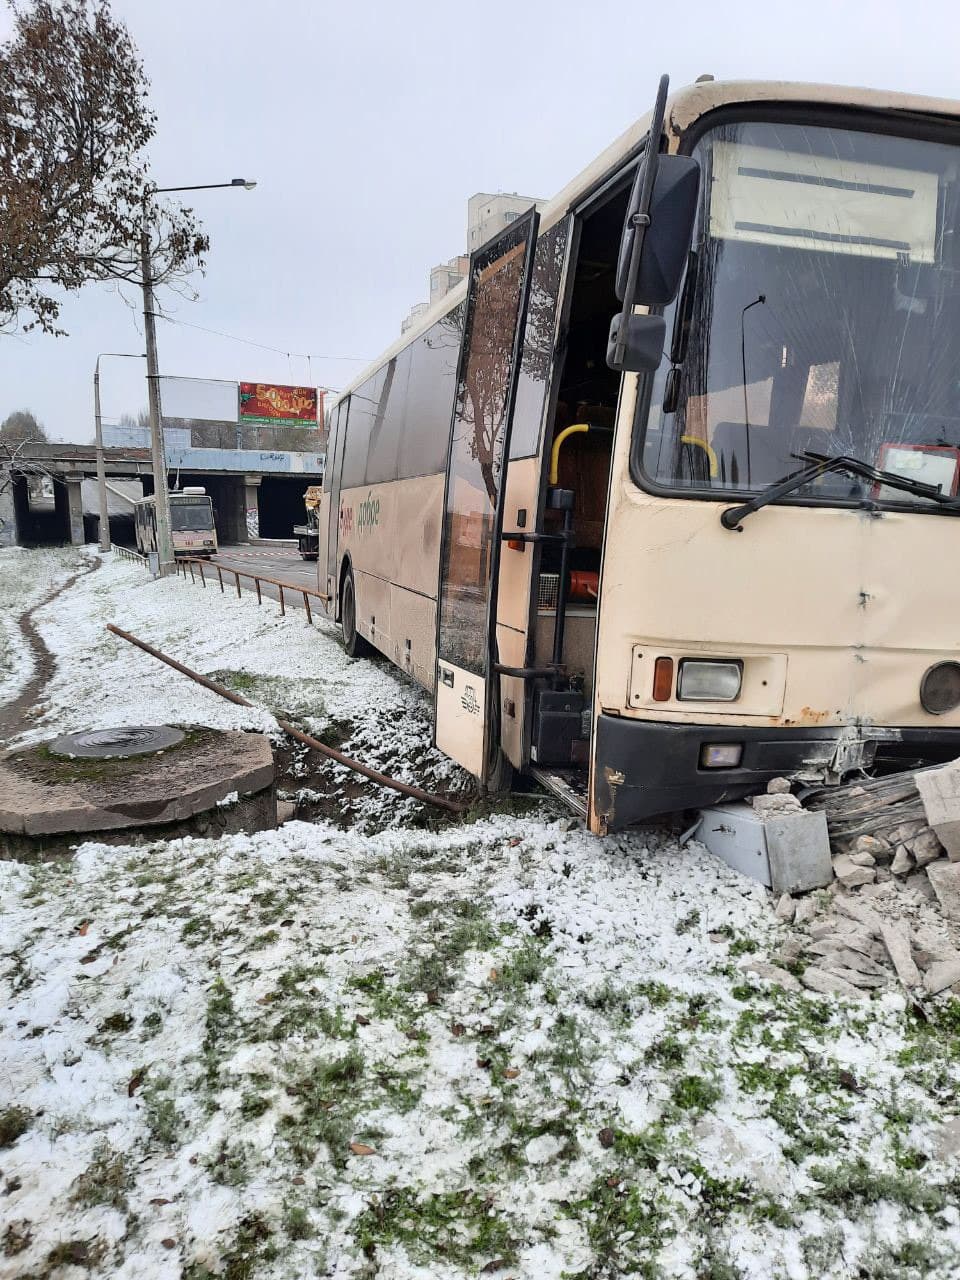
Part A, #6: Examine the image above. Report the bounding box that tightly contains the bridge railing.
[113,545,147,564]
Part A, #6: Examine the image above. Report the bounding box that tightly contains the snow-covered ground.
[0,544,97,707]
[3,548,960,1280]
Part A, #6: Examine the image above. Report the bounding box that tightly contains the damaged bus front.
[593,81,960,831]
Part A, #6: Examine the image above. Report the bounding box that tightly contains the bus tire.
[485,743,514,795]
[340,566,372,659]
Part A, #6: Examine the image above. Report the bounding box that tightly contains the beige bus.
[134,488,217,559]
[315,75,960,834]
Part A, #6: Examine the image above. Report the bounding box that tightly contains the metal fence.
[174,556,328,622]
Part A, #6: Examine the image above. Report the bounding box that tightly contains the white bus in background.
[314,76,960,834]
[134,487,217,559]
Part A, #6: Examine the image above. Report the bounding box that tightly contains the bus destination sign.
[239,382,321,428]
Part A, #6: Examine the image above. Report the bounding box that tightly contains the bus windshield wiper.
[720,450,960,531]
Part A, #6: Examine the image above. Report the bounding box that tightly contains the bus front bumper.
[592,713,960,831]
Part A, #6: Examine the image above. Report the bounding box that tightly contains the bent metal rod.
[105,623,466,814]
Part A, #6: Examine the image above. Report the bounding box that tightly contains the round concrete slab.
[0,728,276,856]
[48,725,186,759]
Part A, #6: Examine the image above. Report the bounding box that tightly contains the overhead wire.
[154,313,369,372]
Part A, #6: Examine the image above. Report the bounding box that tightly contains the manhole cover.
[48,726,186,759]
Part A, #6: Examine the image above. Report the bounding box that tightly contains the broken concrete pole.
[822,964,886,989]
[794,896,822,926]
[926,861,960,922]
[752,793,803,815]
[777,936,806,963]
[916,761,960,861]
[878,922,922,989]
[834,896,884,935]
[775,893,796,923]
[848,849,876,867]
[931,1117,960,1161]
[909,828,945,867]
[923,957,960,995]
[854,834,892,862]
[891,846,914,876]
[801,966,866,999]
[832,854,876,888]
[888,819,927,846]
[740,959,801,991]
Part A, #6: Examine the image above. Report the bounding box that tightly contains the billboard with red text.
[238,382,321,428]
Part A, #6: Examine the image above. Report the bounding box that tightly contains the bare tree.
[0,0,209,335]
[0,409,48,444]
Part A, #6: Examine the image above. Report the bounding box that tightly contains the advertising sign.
[239,382,320,428]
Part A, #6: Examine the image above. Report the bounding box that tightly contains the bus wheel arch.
[339,559,372,659]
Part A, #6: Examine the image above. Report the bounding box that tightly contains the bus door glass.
[496,217,573,769]
[435,208,539,779]
[323,397,350,607]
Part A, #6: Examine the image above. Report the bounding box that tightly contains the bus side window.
[365,352,408,485]
[341,369,383,489]
[399,307,465,479]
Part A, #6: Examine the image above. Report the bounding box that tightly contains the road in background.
[204,542,325,615]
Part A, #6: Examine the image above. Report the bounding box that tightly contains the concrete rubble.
[756,759,960,1002]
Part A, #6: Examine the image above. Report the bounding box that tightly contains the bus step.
[529,767,588,819]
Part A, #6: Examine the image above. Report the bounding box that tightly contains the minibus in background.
[134,487,217,558]
[314,76,960,835]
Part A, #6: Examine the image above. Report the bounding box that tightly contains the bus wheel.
[340,567,372,659]
[485,742,514,795]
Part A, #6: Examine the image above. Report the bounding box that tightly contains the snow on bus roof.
[331,77,960,409]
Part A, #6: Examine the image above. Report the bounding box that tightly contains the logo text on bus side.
[341,494,380,538]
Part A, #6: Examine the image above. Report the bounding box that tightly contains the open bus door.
[434,209,539,782]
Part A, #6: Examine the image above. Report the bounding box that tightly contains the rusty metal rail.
[175,556,328,620]
[105,623,466,814]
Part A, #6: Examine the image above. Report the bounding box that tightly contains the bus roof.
[331,77,960,408]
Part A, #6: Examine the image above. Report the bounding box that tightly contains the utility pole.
[94,352,145,553]
[141,222,175,576]
[139,178,256,576]
[93,361,110,553]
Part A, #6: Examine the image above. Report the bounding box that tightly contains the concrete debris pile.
[756,759,960,1000]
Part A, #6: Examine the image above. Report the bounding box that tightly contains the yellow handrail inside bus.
[680,434,719,478]
[549,423,591,485]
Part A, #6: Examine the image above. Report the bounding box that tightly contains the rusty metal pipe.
[105,623,467,814]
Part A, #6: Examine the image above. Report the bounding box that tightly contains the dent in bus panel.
[637,119,960,504]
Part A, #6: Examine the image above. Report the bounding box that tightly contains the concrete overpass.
[0,443,324,549]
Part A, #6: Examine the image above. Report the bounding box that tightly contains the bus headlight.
[920,662,960,715]
[678,659,743,702]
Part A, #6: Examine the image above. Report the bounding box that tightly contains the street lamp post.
[141,177,257,577]
[94,352,145,552]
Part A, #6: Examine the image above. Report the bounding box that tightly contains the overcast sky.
[3,0,960,442]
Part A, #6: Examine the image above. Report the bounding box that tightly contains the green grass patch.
[354,1187,520,1268]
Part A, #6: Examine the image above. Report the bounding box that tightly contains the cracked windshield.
[642,120,960,507]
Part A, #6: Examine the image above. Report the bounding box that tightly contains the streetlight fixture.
[141,177,257,577]
[94,352,146,552]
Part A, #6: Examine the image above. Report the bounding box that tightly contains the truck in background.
[293,485,323,560]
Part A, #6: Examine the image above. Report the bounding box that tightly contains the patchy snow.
[2,549,960,1279]
[10,548,465,828]
[0,544,96,706]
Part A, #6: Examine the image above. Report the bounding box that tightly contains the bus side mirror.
[608,154,700,374]
[606,312,666,373]
[615,154,701,306]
